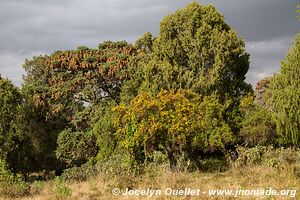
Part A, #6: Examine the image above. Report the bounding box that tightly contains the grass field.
[1,147,300,200]
[2,164,299,200]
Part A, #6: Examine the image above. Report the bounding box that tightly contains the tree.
[119,2,252,143]
[266,33,300,146]
[91,103,118,162]
[18,84,67,174]
[121,2,251,103]
[151,2,251,100]
[21,41,140,172]
[0,77,35,175]
[113,90,234,170]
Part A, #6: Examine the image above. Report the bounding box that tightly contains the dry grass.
[2,163,299,200]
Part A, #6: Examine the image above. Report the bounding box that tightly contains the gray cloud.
[0,52,27,86]
[245,37,294,86]
[0,0,299,87]
[202,0,299,41]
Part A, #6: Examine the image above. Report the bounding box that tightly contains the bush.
[97,153,140,189]
[56,129,98,167]
[261,147,299,169]
[227,146,300,170]
[227,146,266,167]
[60,162,99,182]
[0,159,29,197]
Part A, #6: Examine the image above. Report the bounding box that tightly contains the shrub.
[97,153,140,189]
[227,146,300,170]
[0,159,29,197]
[56,129,98,167]
[60,162,99,182]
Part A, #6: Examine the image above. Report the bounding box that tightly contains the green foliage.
[137,60,184,94]
[60,162,99,182]
[0,159,15,183]
[0,77,21,142]
[19,85,66,173]
[0,77,37,174]
[152,2,251,100]
[266,33,300,146]
[97,153,139,189]
[135,32,154,52]
[113,90,234,169]
[229,146,267,167]
[239,94,277,147]
[0,159,29,197]
[92,105,118,162]
[56,129,98,167]
[22,55,49,87]
[0,76,66,174]
[21,41,138,172]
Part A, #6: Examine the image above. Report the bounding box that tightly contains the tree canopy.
[266,33,300,146]
[151,2,251,99]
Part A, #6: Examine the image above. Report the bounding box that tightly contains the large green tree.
[150,2,251,99]
[266,33,300,146]
[122,2,251,102]
[120,2,252,142]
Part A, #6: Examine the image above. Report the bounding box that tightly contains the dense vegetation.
[0,2,299,199]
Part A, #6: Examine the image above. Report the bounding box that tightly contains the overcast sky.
[0,0,299,87]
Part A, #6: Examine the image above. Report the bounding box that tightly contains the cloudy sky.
[0,0,299,87]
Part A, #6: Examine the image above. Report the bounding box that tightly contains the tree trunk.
[166,150,177,170]
[186,148,201,171]
[191,156,201,171]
